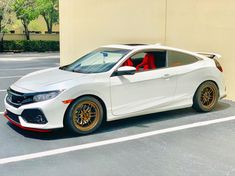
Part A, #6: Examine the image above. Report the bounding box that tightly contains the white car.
[4,44,226,134]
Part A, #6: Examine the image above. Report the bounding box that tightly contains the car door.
[167,50,202,102]
[110,50,177,116]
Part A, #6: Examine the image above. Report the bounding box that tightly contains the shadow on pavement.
[6,101,232,140]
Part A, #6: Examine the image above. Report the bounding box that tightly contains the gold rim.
[72,100,100,132]
[200,85,216,109]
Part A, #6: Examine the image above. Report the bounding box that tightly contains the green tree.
[0,0,9,33]
[0,8,3,33]
[36,0,59,34]
[0,0,14,52]
[13,0,39,40]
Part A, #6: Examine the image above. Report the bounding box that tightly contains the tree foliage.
[12,0,39,40]
[0,0,14,33]
[1,0,59,45]
[0,0,15,52]
[36,0,59,34]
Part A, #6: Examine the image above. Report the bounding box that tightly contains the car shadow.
[7,101,232,140]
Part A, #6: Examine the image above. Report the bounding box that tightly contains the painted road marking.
[0,67,54,71]
[0,89,6,92]
[0,112,3,115]
[0,115,235,165]
[0,76,23,79]
[0,56,59,61]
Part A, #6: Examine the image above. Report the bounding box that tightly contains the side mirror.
[113,66,136,76]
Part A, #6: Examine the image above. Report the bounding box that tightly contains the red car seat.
[136,53,156,71]
[122,58,133,67]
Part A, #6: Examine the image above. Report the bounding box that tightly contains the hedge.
[2,40,60,52]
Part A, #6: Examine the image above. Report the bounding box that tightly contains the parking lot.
[0,53,235,176]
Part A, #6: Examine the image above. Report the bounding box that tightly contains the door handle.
[162,74,172,79]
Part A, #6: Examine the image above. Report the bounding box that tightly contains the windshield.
[60,48,130,73]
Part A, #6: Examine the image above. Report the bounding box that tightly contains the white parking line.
[0,76,23,79]
[0,67,54,71]
[0,89,6,92]
[0,56,59,61]
[0,115,235,165]
[0,112,3,115]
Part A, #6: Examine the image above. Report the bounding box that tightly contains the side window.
[167,51,198,67]
[128,50,167,72]
[131,52,146,67]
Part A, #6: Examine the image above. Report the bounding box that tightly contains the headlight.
[33,91,61,102]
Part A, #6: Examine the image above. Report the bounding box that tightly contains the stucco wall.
[59,0,235,100]
[165,0,235,100]
[59,0,166,65]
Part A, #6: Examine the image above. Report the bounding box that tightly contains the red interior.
[136,53,156,71]
[122,58,133,67]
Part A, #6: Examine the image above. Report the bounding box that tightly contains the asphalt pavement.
[0,53,235,176]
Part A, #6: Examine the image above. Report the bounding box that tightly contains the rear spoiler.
[196,52,221,59]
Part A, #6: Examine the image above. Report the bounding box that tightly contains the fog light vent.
[21,109,48,124]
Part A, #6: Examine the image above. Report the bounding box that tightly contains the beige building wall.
[165,0,235,100]
[60,0,235,100]
[59,0,166,65]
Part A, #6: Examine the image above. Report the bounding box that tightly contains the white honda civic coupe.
[4,44,226,134]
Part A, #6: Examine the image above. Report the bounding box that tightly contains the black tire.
[64,96,104,135]
[193,81,219,112]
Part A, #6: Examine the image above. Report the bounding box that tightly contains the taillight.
[214,59,223,72]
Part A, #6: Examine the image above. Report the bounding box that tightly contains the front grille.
[6,89,33,108]
[6,110,20,123]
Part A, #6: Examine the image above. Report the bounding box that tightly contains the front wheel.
[193,81,219,112]
[64,96,104,135]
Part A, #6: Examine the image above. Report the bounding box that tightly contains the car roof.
[101,43,161,50]
[101,43,191,52]
[101,44,208,60]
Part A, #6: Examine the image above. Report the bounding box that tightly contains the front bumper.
[4,111,51,132]
[4,95,69,131]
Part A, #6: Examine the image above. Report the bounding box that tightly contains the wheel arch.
[193,80,219,100]
[63,94,107,127]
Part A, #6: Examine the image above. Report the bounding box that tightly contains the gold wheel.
[72,100,100,132]
[200,85,217,109]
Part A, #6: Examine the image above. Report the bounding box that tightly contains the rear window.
[168,51,198,67]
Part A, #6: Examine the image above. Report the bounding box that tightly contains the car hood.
[12,68,91,92]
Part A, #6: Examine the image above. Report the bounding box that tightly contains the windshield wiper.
[72,68,83,73]
[59,65,68,70]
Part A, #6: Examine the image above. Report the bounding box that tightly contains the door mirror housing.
[113,66,136,76]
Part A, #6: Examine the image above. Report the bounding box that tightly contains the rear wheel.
[65,96,104,135]
[193,81,219,112]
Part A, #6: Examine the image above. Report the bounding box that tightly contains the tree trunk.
[0,17,4,52]
[49,12,53,33]
[22,19,30,40]
[47,21,52,34]
[0,33,5,52]
[48,23,53,34]
[43,15,52,34]
[0,19,2,33]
